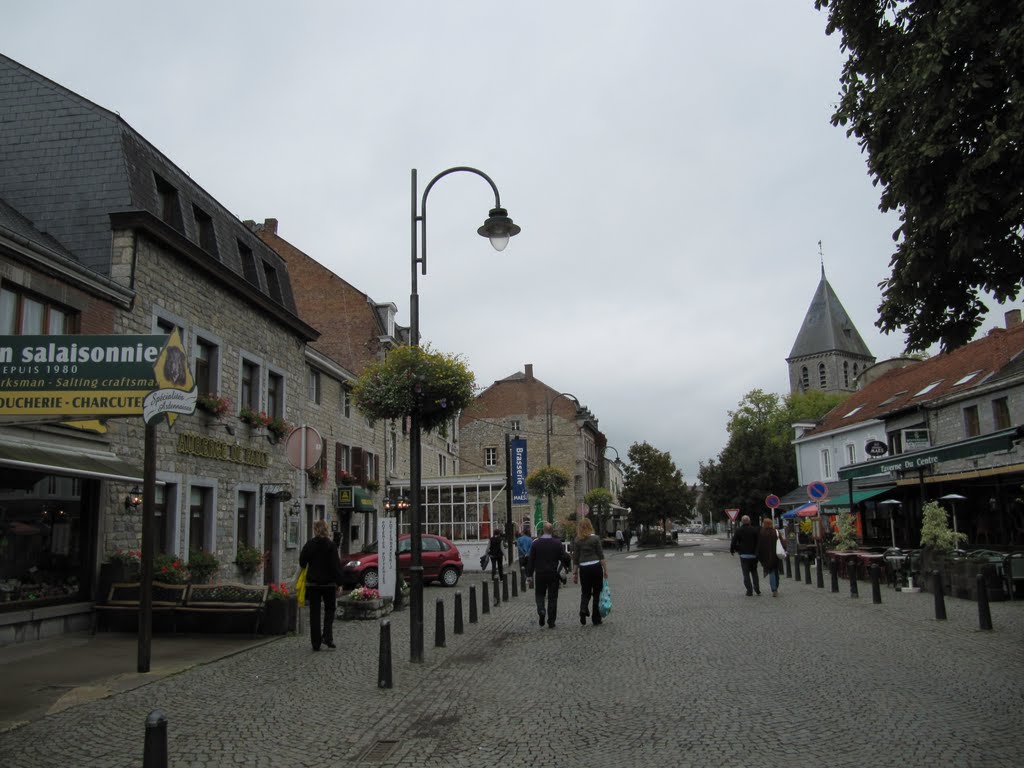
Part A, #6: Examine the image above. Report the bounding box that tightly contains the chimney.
[524,364,533,381]
[263,218,279,235]
[1005,309,1022,329]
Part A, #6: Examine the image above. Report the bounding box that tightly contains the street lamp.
[545,391,580,523]
[408,166,520,663]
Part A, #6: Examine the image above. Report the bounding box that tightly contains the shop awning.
[0,442,144,483]
[820,487,893,509]
[782,502,818,519]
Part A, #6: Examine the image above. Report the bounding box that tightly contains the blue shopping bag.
[598,578,612,618]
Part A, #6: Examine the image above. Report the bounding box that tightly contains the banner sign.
[377,517,397,600]
[0,334,167,419]
[511,437,528,504]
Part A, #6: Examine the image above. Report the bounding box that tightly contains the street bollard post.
[434,597,446,648]
[377,619,393,689]
[511,572,518,598]
[804,557,812,585]
[482,581,490,614]
[849,560,859,598]
[469,585,478,623]
[870,564,882,604]
[502,574,509,601]
[933,570,947,620]
[816,557,824,589]
[454,591,464,634]
[830,560,839,593]
[493,577,500,607]
[520,569,527,593]
[784,555,792,579]
[976,574,993,631]
[143,709,168,768]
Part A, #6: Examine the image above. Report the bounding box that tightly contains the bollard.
[520,569,527,593]
[976,574,993,631]
[793,556,801,582]
[511,573,518,598]
[816,557,824,589]
[434,598,446,648]
[143,709,168,768]
[502,574,509,602]
[804,557,812,585]
[377,619,393,689]
[932,570,947,620]
[830,559,839,593]
[469,585,478,624]
[784,555,792,579]
[493,577,501,607]
[870,564,882,604]
[454,591,464,635]
[482,581,491,614]
[849,560,859,598]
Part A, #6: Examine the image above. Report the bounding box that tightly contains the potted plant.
[266,415,291,443]
[919,500,966,593]
[340,586,392,620]
[154,554,190,584]
[307,464,328,489]
[99,548,141,599]
[196,393,230,419]
[526,466,571,523]
[261,582,294,635]
[188,549,220,584]
[234,544,263,582]
[238,406,270,430]
[352,344,476,434]
[365,479,380,492]
[337,470,355,485]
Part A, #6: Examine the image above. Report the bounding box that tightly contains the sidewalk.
[0,631,276,732]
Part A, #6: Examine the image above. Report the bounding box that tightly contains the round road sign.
[765,494,780,509]
[807,481,828,501]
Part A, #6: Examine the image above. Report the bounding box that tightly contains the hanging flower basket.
[307,464,328,489]
[238,406,271,430]
[266,416,291,443]
[196,393,231,419]
[352,345,476,433]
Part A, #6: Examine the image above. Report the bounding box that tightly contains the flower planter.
[98,562,139,601]
[339,596,393,621]
[261,598,293,635]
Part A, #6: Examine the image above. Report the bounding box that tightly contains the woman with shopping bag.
[572,517,608,626]
[756,517,786,597]
[299,520,345,651]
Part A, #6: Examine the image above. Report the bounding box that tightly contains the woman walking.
[299,520,344,651]
[757,517,785,597]
[572,518,608,625]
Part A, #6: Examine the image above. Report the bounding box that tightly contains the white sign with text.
[377,517,397,600]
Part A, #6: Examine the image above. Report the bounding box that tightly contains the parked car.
[341,533,463,589]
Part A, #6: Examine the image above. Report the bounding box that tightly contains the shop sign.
[0,334,165,418]
[175,432,270,468]
[511,437,528,504]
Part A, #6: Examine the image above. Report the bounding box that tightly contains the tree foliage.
[698,389,847,523]
[583,487,613,518]
[620,442,694,531]
[526,466,571,499]
[816,0,1024,352]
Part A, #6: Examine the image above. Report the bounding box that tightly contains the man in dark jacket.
[526,522,571,629]
[730,515,761,596]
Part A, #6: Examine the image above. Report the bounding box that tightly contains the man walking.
[615,528,624,552]
[730,515,761,596]
[526,522,571,629]
[516,526,533,578]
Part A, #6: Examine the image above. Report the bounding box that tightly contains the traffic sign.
[807,481,828,501]
[765,494,780,509]
[725,508,740,521]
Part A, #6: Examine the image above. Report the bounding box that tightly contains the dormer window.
[914,380,943,397]
[843,405,863,418]
[238,241,259,286]
[192,205,218,256]
[262,261,282,303]
[154,173,183,231]
[953,370,982,386]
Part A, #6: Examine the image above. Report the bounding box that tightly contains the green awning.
[0,441,144,482]
[821,487,893,509]
[353,487,376,513]
[333,485,376,513]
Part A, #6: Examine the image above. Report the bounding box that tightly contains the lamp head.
[478,207,521,252]
[125,485,142,512]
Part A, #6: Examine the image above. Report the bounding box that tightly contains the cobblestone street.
[2,540,1023,767]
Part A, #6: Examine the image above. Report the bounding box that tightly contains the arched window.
[853,363,859,379]
[818,363,827,388]
[843,361,850,388]
[801,366,809,389]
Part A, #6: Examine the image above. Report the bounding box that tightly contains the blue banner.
[511,438,528,504]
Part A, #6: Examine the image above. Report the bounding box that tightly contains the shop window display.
[0,473,90,609]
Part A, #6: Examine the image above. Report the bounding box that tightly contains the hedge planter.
[339,596,393,621]
[261,597,298,635]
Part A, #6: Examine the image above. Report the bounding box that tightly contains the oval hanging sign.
[864,439,888,458]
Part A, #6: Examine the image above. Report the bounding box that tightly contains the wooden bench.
[94,581,188,633]
[175,583,267,635]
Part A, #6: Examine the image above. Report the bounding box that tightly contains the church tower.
[786,266,875,394]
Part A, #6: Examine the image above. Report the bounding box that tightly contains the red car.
[341,533,463,589]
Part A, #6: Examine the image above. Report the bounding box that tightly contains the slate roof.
[0,196,77,261]
[802,322,1024,438]
[0,54,301,320]
[787,267,874,361]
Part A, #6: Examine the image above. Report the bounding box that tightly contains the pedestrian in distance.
[299,519,345,651]
[624,527,631,552]
[488,528,505,580]
[757,517,785,597]
[615,528,624,552]
[573,517,608,625]
[516,526,533,576]
[526,522,571,629]
[729,514,761,596]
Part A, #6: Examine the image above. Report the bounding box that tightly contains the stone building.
[787,266,875,395]
[458,363,605,533]
[0,54,318,642]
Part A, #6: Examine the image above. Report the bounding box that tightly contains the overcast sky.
[4,1,1020,483]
